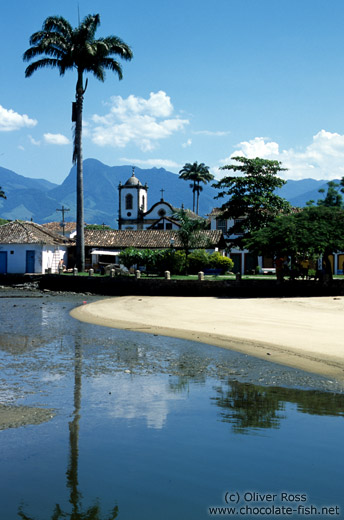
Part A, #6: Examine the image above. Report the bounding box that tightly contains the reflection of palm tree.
[18,335,119,520]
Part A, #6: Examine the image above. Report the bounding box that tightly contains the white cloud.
[120,157,180,169]
[193,130,230,136]
[218,131,344,180]
[28,135,41,146]
[182,138,192,148]
[91,91,189,151]
[44,133,70,145]
[0,105,37,132]
[230,136,279,159]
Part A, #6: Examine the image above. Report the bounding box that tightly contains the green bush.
[209,252,234,273]
[188,249,210,274]
[119,247,141,270]
[170,250,186,274]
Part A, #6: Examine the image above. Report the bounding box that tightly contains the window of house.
[158,209,166,217]
[125,193,133,210]
[216,219,227,232]
[234,218,245,235]
[166,223,172,230]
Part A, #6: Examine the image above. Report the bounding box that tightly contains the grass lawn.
[60,271,343,281]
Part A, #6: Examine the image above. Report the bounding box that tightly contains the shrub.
[188,249,210,274]
[170,250,186,274]
[119,247,141,270]
[209,252,234,273]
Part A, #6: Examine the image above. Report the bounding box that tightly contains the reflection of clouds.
[41,373,65,382]
[91,374,186,429]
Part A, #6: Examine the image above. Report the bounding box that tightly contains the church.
[117,168,182,230]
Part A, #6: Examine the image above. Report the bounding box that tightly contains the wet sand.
[71,295,344,381]
[0,405,55,430]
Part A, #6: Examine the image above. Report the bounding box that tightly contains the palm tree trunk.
[192,182,196,213]
[196,182,200,215]
[75,72,85,271]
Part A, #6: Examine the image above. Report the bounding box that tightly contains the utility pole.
[56,205,70,236]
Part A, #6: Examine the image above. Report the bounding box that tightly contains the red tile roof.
[0,220,72,245]
[84,229,226,249]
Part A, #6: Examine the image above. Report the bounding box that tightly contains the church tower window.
[125,193,133,210]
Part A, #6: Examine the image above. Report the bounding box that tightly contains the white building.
[118,168,181,230]
[0,220,71,274]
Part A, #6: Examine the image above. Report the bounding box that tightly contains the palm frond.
[77,14,100,42]
[99,36,133,60]
[43,16,73,38]
[24,58,61,77]
[98,58,123,79]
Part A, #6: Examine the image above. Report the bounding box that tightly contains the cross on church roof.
[160,188,165,200]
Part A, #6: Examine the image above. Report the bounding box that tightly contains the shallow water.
[0,292,343,519]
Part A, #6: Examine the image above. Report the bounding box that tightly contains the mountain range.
[0,158,334,226]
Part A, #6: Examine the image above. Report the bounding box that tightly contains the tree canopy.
[173,209,208,273]
[245,205,344,260]
[179,161,214,214]
[307,179,344,208]
[213,157,290,246]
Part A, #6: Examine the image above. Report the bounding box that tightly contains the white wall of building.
[0,244,68,273]
[144,202,174,220]
[120,186,147,223]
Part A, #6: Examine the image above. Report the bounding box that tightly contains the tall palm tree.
[23,14,133,271]
[178,161,213,214]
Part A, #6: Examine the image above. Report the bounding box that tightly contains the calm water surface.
[0,292,343,519]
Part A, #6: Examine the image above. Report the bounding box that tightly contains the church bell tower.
[118,167,148,229]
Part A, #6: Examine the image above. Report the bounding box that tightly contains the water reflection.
[18,334,119,520]
[90,373,186,429]
[0,294,343,519]
[212,379,344,433]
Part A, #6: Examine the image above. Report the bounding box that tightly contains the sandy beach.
[71,295,344,381]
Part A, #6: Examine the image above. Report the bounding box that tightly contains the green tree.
[245,206,344,279]
[187,249,210,273]
[179,161,214,214]
[317,180,344,207]
[23,14,133,271]
[213,157,290,247]
[119,247,141,271]
[174,209,208,273]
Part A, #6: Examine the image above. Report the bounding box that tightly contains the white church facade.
[118,168,181,230]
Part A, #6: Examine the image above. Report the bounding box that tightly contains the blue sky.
[1,0,344,184]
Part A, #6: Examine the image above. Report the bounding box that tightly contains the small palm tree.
[23,14,133,270]
[179,161,213,214]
